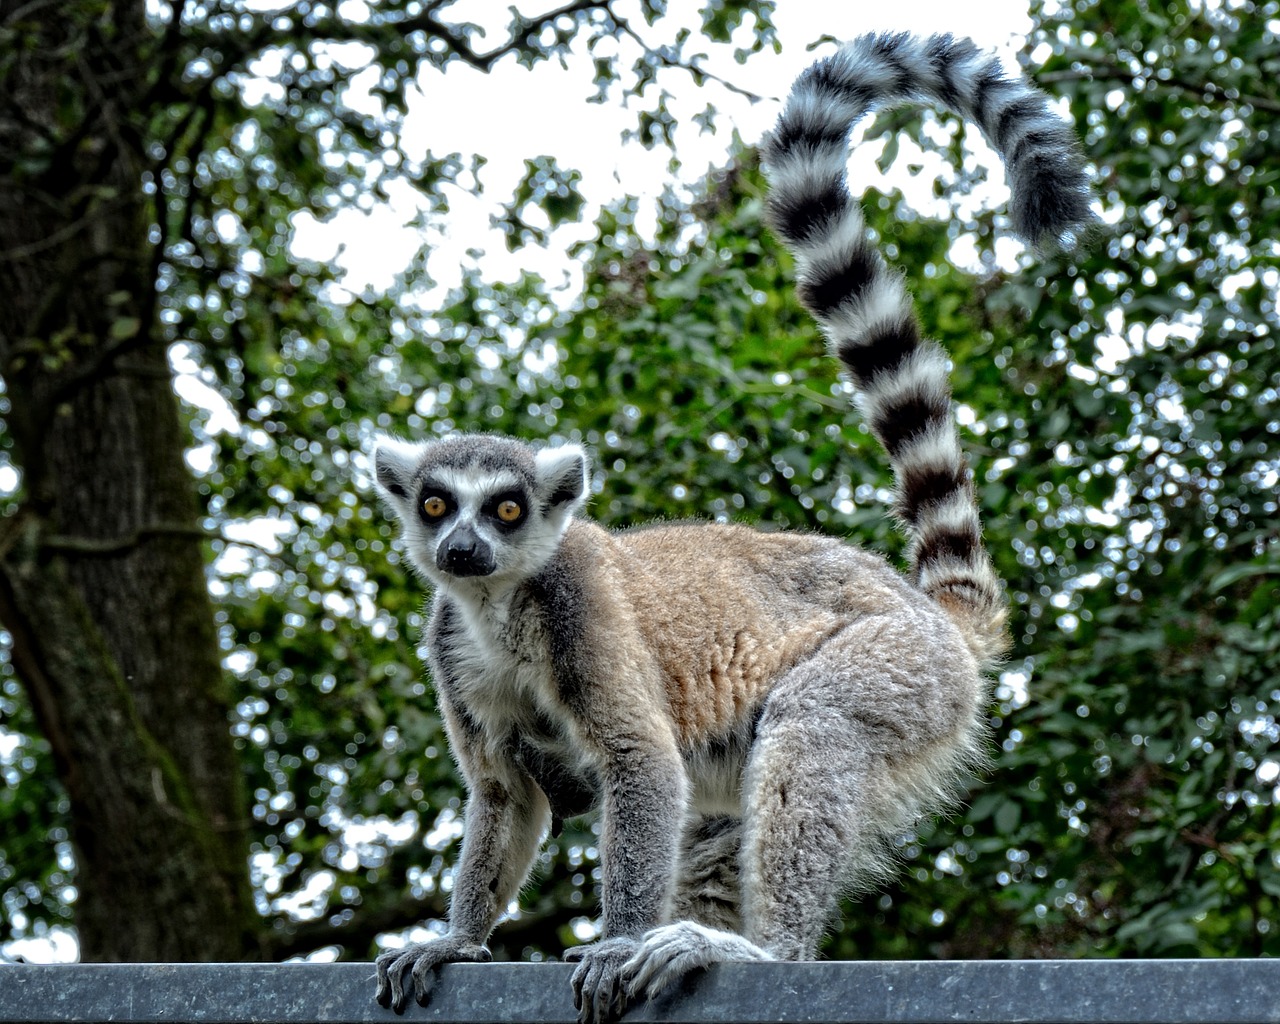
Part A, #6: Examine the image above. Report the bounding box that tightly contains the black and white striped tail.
[761,32,1094,656]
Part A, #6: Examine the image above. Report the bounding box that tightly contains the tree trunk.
[0,1,257,960]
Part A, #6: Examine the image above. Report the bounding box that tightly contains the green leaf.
[1208,561,1280,593]
[109,316,140,341]
[994,800,1022,836]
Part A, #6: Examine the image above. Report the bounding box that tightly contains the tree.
[3,0,1278,970]
[0,0,257,961]
[951,0,1280,957]
[831,0,1280,959]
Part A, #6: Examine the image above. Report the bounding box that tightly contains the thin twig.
[42,523,208,556]
[1039,64,1280,116]
[611,10,773,104]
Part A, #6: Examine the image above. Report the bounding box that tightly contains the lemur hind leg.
[625,611,983,998]
[739,675,893,959]
[671,814,743,934]
[743,608,983,957]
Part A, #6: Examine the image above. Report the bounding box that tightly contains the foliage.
[962,0,1280,958]
[2,0,1279,966]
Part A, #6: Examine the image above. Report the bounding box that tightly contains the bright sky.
[291,0,1033,298]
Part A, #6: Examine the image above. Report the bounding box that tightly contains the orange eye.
[496,500,523,523]
[423,495,448,518]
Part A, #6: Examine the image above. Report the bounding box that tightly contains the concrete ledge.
[1,959,1277,1024]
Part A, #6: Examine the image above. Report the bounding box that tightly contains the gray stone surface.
[1,959,1277,1024]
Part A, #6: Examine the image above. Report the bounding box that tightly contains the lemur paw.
[374,936,491,1013]
[622,921,771,1003]
[566,936,639,1024]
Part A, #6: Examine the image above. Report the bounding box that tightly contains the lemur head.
[373,433,589,590]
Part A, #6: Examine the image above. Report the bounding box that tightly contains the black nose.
[437,524,495,577]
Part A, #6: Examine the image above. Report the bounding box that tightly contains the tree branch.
[172,0,615,91]
[40,523,209,556]
[1039,63,1280,116]
[261,892,447,962]
[42,521,299,559]
[610,10,772,104]
[411,0,615,73]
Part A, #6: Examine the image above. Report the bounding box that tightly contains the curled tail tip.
[766,29,1097,253]
[1008,151,1098,251]
[763,28,1091,649]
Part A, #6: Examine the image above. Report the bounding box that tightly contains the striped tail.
[761,32,1094,662]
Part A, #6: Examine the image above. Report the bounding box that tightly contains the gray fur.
[370,29,1092,1024]
[672,816,743,933]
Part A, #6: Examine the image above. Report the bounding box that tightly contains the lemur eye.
[423,495,448,518]
[496,499,523,523]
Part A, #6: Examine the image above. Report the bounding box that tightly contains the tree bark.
[0,1,257,960]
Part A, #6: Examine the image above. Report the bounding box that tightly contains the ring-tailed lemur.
[371,31,1092,1024]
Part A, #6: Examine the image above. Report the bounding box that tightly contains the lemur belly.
[618,524,908,747]
[684,721,757,815]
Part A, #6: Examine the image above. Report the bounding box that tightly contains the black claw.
[411,967,435,1008]
[373,951,413,1014]
[373,939,493,1014]
[376,971,394,1010]
[566,939,636,1024]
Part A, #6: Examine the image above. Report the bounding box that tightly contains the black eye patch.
[417,482,457,525]
[482,489,530,530]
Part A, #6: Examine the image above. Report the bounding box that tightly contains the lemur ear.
[372,436,425,503]
[535,444,589,509]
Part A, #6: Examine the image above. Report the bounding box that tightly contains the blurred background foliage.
[1,0,1278,965]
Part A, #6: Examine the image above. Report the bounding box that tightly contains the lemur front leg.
[567,736,687,1024]
[375,773,547,1013]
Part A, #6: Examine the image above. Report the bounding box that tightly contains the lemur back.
[372,30,1093,1024]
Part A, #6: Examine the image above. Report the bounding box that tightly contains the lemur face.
[373,433,588,590]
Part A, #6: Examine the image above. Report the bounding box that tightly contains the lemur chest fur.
[431,586,601,823]
[427,526,914,821]
[433,587,560,735]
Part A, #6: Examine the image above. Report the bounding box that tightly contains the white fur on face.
[418,466,574,598]
[428,468,526,519]
[371,435,588,602]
